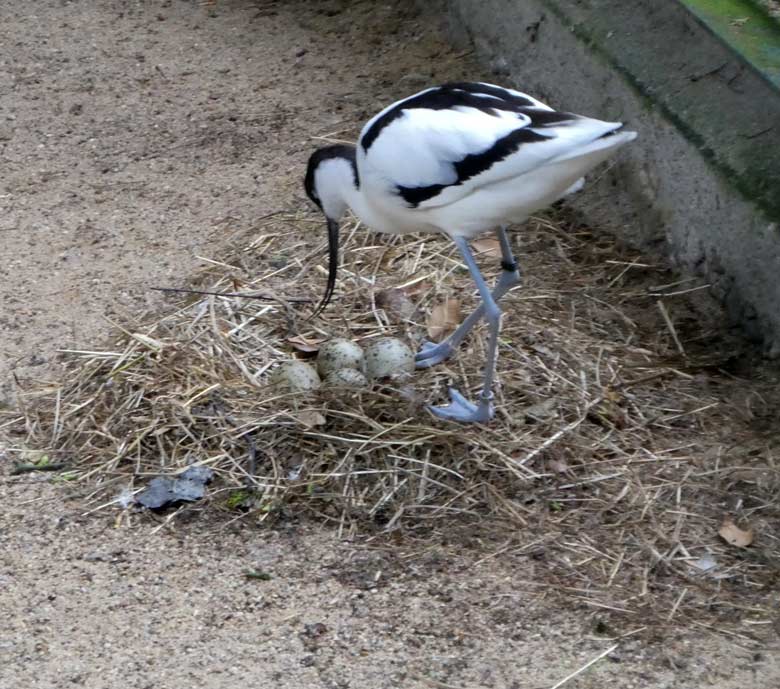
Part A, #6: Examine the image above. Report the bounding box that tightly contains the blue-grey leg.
[427,234,512,423]
[416,226,520,368]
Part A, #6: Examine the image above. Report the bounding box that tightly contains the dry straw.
[5,209,779,637]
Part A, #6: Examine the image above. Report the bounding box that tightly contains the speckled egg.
[316,338,365,377]
[323,367,369,388]
[269,361,321,392]
[363,337,415,380]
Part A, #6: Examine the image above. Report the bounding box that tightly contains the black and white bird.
[304,82,636,423]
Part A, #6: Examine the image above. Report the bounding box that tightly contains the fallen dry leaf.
[401,280,432,297]
[589,399,628,429]
[689,554,718,574]
[427,298,461,341]
[378,246,404,270]
[293,410,327,428]
[523,398,557,422]
[718,517,753,548]
[547,458,570,474]
[286,334,326,354]
[530,343,557,359]
[471,237,502,258]
[375,288,417,322]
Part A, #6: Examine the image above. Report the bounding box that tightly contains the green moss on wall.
[682,0,780,88]
[538,0,780,223]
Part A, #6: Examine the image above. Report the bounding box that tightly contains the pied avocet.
[304,82,636,423]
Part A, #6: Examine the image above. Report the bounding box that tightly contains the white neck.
[317,156,397,233]
[342,177,373,224]
[317,157,359,221]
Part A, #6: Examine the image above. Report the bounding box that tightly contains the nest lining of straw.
[6,208,780,638]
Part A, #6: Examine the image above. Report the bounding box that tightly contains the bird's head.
[303,144,359,317]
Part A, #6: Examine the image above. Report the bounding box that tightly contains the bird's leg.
[416,226,520,368]
[427,235,509,423]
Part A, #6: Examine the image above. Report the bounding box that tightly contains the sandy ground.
[3,478,779,689]
[1,1,779,687]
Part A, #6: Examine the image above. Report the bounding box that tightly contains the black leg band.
[501,260,518,273]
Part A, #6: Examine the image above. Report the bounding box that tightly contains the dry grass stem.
[548,644,619,689]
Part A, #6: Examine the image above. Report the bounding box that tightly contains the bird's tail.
[550,126,637,165]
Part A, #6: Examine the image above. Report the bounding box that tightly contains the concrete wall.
[431,0,780,354]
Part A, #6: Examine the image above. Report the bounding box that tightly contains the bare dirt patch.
[0,0,456,399]
[3,477,780,689]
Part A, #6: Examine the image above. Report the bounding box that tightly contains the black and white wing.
[357,82,624,209]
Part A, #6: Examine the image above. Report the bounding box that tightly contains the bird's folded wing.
[359,88,622,210]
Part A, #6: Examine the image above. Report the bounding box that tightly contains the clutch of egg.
[270,337,414,392]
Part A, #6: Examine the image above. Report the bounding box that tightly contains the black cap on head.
[303,144,359,211]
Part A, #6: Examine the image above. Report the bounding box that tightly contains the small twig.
[656,284,711,298]
[552,472,623,491]
[11,462,68,475]
[647,277,699,292]
[244,434,257,483]
[656,300,686,358]
[517,397,603,466]
[667,588,688,621]
[417,677,472,689]
[151,286,311,303]
[549,644,618,689]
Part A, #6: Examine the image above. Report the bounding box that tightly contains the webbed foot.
[415,339,454,369]
[427,387,494,423]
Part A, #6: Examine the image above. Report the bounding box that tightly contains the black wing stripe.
[454,128,549,182]
[362,82,539,152]
[525,108,579,127]
[397,183,448,206]
[396,128,550,208]
[445,82,535,107]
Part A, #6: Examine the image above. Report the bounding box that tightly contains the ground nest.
[4,208,780,640]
